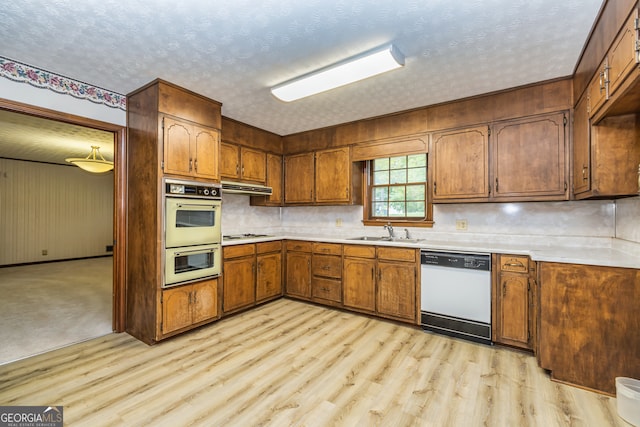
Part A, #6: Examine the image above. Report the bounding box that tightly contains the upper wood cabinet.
[574,94,640,199]
[163,117,220,180]
[284,152,315,204]
[220,142,267,184]
[284,147,363,206]
[587,7,640,122]
[432,112,568,203]
[491,112,567,201]
[251,153,284,207]
[431,125,489,201]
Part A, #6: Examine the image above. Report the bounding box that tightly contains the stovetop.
[223,233,273,241]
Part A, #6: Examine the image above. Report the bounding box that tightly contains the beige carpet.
[0,257,113,365]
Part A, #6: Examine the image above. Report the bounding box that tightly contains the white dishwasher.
[420,251,492,344]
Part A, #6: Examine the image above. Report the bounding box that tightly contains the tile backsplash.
[221,193,640,251]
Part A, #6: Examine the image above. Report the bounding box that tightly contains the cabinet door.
[162,285,192,335]
[315,147,351,203]
[284,153,315,203]
[285,251,311,298]
[220,142,240,179]
[432,126,489,201]
[163,117,193,177]
[191,279,219,324]
[492,112,567,200]
[256,252,282,301]
[497,272,530,348]
[193,125,220,179]
[266,153,283,204]
[343,257,376,312]
[607,9,639,96]
[241,147,267,183]
[223,256,256,312]
[377,261,416,321]
[572,96,591,195]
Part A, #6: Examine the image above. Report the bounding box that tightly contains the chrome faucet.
[384,222,395,239]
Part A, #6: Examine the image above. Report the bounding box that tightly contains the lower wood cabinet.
[538,262,640,395]
[343,245,376,312]
[162,278,219,336]
[376,247,418,322]
[492,254,535,350]
[223,241,283,314]
[285,241,312,299]
[256,241,283,302]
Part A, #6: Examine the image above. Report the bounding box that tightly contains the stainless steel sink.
[349,236,423,243]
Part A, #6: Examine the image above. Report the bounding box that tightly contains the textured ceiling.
[0,110,114,165]
[0,0,603,139]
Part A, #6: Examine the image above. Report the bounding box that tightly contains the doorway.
[0,98,126,363]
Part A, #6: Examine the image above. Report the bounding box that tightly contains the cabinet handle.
[322,265,331,271]
[188,291,193,304]
[236,164,239,174]
[194,158,198,172]
[599,71,605,92]
[345,187,349,198]
[502,282,507,297]
[495,177,499,192]
[242,166,245,175]
[378,269,382,281]
[582,165,588,181]
[193,290,197,304]
[433,181,437,195]
[504,261,525,269]
[371,267,374,281]
[189,159,193,172]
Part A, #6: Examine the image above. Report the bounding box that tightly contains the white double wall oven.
[163,179,222,287]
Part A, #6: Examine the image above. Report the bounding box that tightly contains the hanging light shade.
[65,145,114,173]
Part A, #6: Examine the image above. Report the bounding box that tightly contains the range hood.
[221,180,273,196]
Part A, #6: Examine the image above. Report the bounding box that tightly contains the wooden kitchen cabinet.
[223,244,256,314]
[163,116,220,180]
[311,242,342,305]
[431,125,490,201]
[343,245,376,313]
[432,112,568,203]
[538,262,640,395]
[162,278,219,336]
[220,142,267,183]
[251,153,284,207]
[491,112,568,201]
[126,79,222,344]
[284,152,315,204]
[492,254,535,350]
[285,241,312,299]
[284,148,363,206]
[376,247,418,322]
[573,98,640,199]
[256,241,283,302]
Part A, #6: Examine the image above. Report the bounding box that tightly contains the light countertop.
[221,234,640,269]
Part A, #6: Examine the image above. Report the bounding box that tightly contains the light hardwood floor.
[0,299,625,426]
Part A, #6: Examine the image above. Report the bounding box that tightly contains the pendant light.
[65,145,113,173]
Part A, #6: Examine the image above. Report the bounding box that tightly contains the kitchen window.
[363,153,433,227]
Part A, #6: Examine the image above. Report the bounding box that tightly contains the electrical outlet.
[42,249,48,256]
[335,218,343,227]
[455,219,468,231]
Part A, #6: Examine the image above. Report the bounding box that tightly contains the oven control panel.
[165,179,221,199]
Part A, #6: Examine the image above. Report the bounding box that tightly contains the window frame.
[362,153,434,227]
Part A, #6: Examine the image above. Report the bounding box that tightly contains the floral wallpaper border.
[0,56,126,110]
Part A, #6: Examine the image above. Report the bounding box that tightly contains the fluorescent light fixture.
[271,44,405,102]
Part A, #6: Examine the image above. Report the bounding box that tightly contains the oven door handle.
[173,248,218,257]
[176,203,219,209]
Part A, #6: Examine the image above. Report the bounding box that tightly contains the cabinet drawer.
[223,244,255,259]
[312,277,342,302]
[286,240,312,252]
[499,255,529,273]
[312,242,342,255]
[343,244,376,258]
[312,255,342,278]
[376,247,417,262]
[257,240,282,254]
